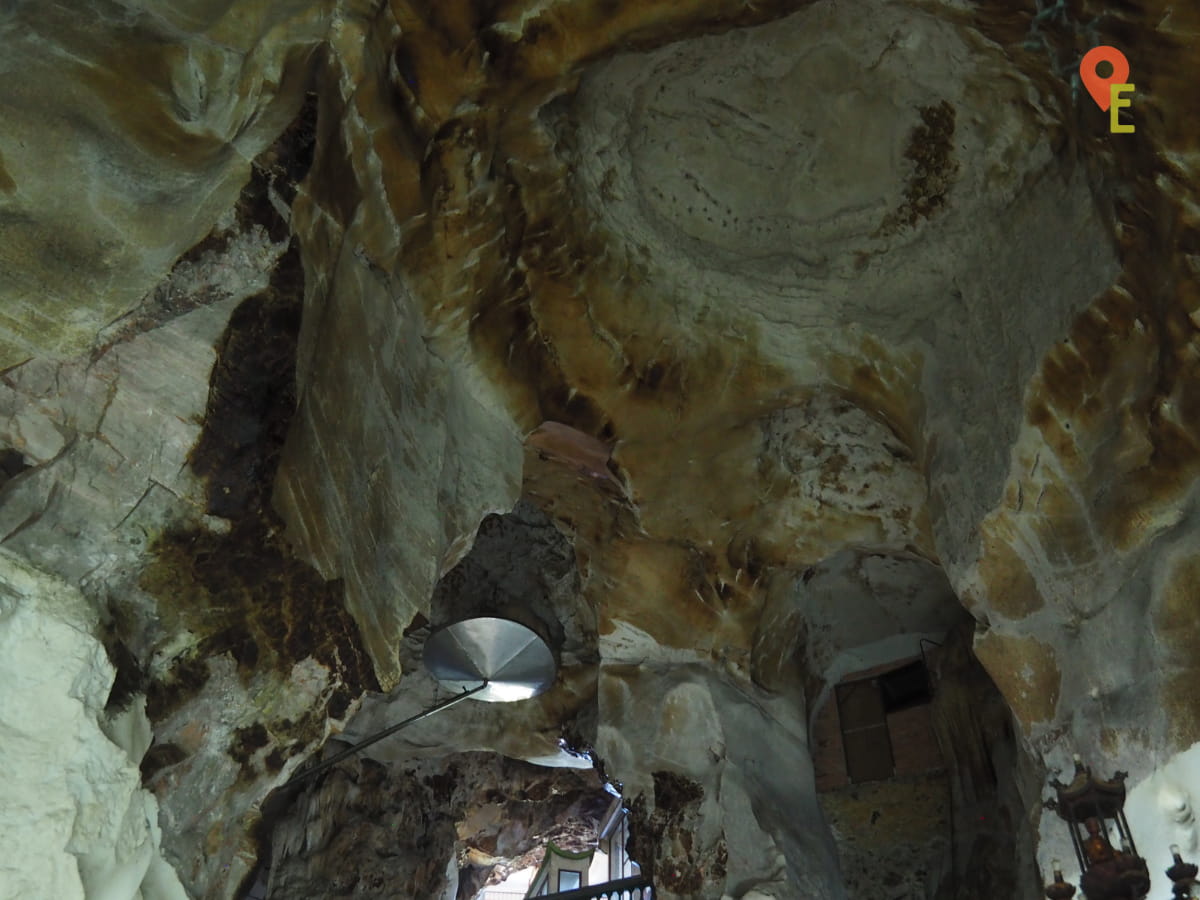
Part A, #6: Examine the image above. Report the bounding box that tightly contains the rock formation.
[1,0,1198,897]
[265,753,612,899]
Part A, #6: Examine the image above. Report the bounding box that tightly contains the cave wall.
[820,774,952,898]
[271,11,526,690]
[0,0,329,367]
[264,753,611,899]
[599,663,844,898]
[0,0,1198,897]
[0,549,187,900]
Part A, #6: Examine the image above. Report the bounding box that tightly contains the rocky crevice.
[264,753,613,900]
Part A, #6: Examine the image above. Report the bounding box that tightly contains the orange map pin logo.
[1080,46,1134,133]
[1080,46,1129,111]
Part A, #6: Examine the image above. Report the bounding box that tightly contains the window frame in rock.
[835,657,937,784]
[836,677,896,784]
[878,658,934,713]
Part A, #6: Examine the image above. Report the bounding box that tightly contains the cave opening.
[235,497,634,899]
[241,747,641,900]
[476,791,648,899]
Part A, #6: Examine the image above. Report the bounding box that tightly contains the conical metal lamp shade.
[423,617,556,702]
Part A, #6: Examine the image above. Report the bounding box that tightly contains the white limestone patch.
[0,549,186,900]
[751,393,930,554]
[565,0,1086,308]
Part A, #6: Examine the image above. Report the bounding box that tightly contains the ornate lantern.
[1167,845,1199,899]
[1045,859,1077,899]
[1043,759,1151,900]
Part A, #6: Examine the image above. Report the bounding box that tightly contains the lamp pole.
[285,681,489,788]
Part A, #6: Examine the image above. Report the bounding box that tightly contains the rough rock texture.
[0,550,186,900]
[1,0,1199,896]
[927,624,1045,898]
[133,232,381,896]
[821,774,952,898]
[0,0,325,366]
[938,0,1200,881]
[601,664,840,898]
[265,753,611,899]
[1,103,379,897]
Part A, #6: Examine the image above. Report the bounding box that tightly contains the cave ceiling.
[0,0,1198,897]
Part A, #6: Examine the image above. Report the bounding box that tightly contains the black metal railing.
[538,875,654,900]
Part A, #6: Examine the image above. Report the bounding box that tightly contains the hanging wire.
[283,681,489,789]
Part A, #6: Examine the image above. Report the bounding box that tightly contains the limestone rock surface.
[265,753,611,899]
[1,0,1199,896]
[0,550,186,900]
[0,0,327,366]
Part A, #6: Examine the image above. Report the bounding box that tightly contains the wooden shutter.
[836,678,894,783]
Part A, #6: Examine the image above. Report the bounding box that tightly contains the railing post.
[530,875,654,900]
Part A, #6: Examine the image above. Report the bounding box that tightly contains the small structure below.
[480,800,650,900]
[525,842,597,896]
[524,800,645,897]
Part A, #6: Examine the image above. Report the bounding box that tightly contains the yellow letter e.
[1110,84,1135,133]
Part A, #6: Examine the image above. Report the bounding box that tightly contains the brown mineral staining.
[140,220,376,728]
[229,724,271,765]
[597,538,735,650]
[223,712,328,783]
[3,0,1200,894]
[624,772,708,890]
[235,93,318,243]
[652,770,704,812]
[1164,670,1200,750]
[204,820,233,858]
[140,742,189,781]
[264,747,288,773]
[141,521,377,714]
[975,520,1044,619]
[1155,552,1200,653]
[972,632,1061,733]
[1021,283,1198,555]
[982,0,1200,569]
[144,653,212,722]
[826,341,925,471]
[877,101,959,235]
[84,38,230,170]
